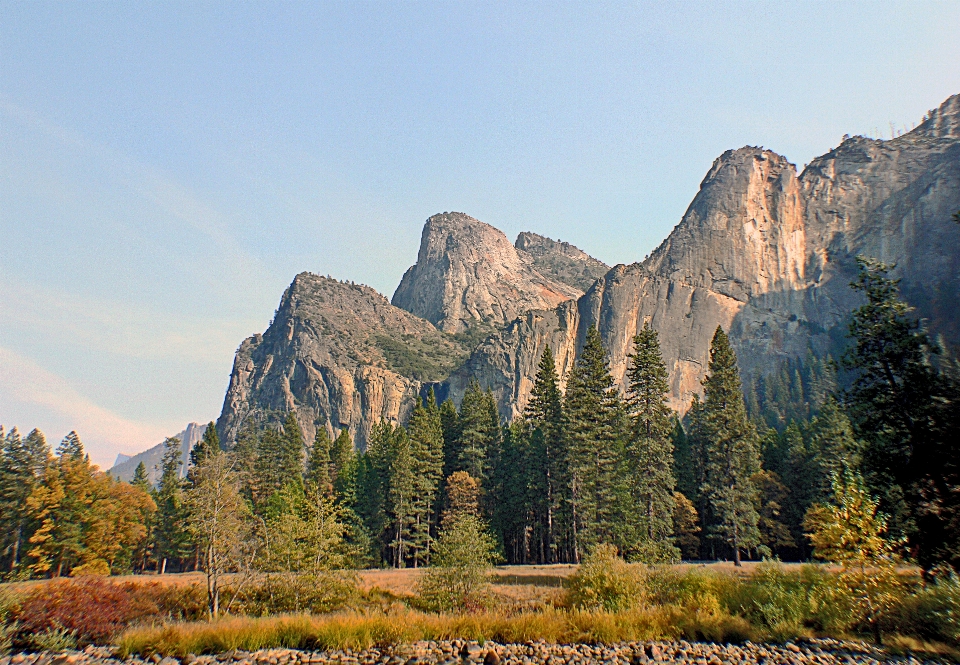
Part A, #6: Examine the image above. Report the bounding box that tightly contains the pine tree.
[489,420,532,563]
[190,422,221,470]
[623,324,678,562]
[843,257,959,569]
[132,461,150,490]
[331,428,354,495]
[254,413,307,509]
[386,425,416,567]
[232,423,259,505]
[406,396,444,566]
[0,427,50,573]
[57,431,84,461]
[306,425,333,496]
[524,345,567,563]
[454,381,499,484]
[563,325,627,560]
[700,326,762,565]
[27,433,94,576]
[154,436,190,573]
[439,398,460,480]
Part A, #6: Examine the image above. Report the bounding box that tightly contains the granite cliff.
[391,212,599,333]
[216,273,472,450]
[447,94,960,419]
[217,94,960,448]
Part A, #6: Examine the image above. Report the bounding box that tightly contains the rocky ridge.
[448,95,960,418]
[216,273,470,450]
[514,232,610,292]
[216,94,960,447]
[109,423,205,485]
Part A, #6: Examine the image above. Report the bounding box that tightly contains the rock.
[483,652,500,665]
[392,212,587,333]
[216,273,471,450]
[448,95,960,421]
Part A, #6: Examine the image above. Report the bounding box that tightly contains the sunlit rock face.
[448,95,960,419]
[219,95,960,443]
[391,212,588,333]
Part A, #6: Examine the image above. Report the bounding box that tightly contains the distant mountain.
[217,93,960,447]
[109,422,206,485]
[514,232,610,292]
[217,274,473,450]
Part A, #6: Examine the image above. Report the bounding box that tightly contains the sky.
[1,1,959,468]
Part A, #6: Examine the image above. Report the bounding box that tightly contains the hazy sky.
[2,2,958,468]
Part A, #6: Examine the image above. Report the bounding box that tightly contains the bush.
[567,544,645,612]
[225,572,360,615]
[0,587,20,655]
[14,578,159,645]
[736,561,813,641]
[417,514,500,613]
[29,626,78,652]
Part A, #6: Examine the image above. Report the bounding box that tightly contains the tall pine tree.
[563,325,627,561]
[523,346,568,563]
[624,324,679,562]
[699,326,762,565]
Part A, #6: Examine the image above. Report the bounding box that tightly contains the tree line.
[1,257,957,581]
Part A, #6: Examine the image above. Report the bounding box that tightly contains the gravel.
[0,639,947,665]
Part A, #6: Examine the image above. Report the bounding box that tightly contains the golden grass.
[116,606,763,657]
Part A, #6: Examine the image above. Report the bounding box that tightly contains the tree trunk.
[160,557,167,575]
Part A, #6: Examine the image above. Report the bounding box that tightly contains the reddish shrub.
[16,578,159,644]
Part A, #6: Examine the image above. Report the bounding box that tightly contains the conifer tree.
[624,324,678,562]
[154,436,190,573]
[700,326,762,565]
[306,425,333,496]
[131,461,150,490]
[386,425,415,567]
[0,427,50,572]
[232,424,259,505]
[454,381,499,483]
[843,257,959,569]
[439,398,460,480]
[406,396,444,566]
[563,325,627,560]
[331,428,354,494]
[524,345,567,563]
[190,422,221,470]
[354,426,385,561]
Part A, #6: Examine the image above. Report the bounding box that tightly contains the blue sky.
[2,1,958,467]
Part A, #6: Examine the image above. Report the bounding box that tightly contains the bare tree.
[185,450,253,618]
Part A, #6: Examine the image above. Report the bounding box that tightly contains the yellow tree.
[805,470,903,644]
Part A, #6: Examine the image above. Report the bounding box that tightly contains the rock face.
[109,423,205,485]
[514,232,610,292]
[449,95,960,419]
[216,273,470,450]
[218,95,960,445]
[391,212,587,333]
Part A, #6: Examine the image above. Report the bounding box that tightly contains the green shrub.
[567,544,645,612]
[736,561,812,641]
[0,587,20,655]
[417,514,500,612]
[29,625,78,652]
[225,573,360,616]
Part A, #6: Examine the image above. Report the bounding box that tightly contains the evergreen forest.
[2,258,958,582]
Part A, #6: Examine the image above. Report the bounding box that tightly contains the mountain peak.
[391,212,583,332]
